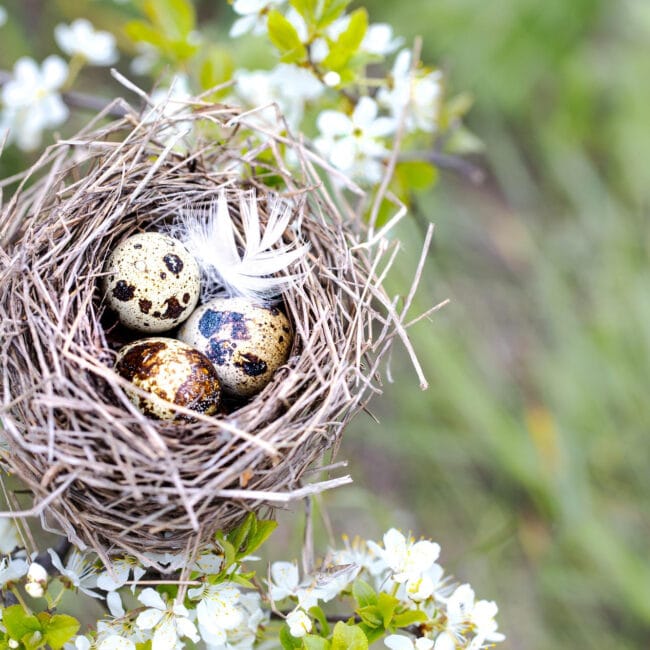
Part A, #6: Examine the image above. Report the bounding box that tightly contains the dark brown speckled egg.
[103,233,200,333]
[178,297,293,398]
[114,337,221,420]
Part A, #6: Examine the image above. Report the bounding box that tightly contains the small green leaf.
[376,593,399,628]
[322,8,367,71]
[3,605,42,642]
[199,46,234,97]
[267,10,307,63]
[124,20,167,49]
[391,609,428,628]
[246,519,278,555]
[308,606,330,636]
[352,579,378,608]
[317,0,352,29]
[290,0,318,23]
[43,615,80,650]
[280,624,303,650]
[228,512,255,554]
[303,635,330,650]
[396,161,438,191]
[330,622,368,650]
[356,605,383,628]
[357,623,385,645]
[143,0,195,41]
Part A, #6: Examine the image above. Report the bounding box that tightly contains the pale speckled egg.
[114,337,221,420]
[103,232,200,333]
[178,297,293,398]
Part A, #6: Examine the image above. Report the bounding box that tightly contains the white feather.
[167,190,310,302]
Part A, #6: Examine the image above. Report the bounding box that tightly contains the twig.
[399,149,485,184]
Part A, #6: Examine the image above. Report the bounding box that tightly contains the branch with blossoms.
[0,514,504,650]
[0,0,482,221]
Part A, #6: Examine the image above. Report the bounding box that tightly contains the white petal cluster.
[0,556,28,588]
[0,519,20,554]
[49,548,101,598]
[0,56,69,151]
[54,19,118,65]
[315,96,396,184]
[136,589,200,650]
[377,49,442,133]
[234,64,324,132]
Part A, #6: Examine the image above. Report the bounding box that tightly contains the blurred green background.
[2,0,650,648]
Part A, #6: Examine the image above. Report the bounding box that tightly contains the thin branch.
[399,149,486,184]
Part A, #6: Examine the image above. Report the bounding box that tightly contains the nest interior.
[0,96,426,563]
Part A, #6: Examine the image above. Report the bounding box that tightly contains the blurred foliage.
[336,0,650,649]
[1,0,650,649]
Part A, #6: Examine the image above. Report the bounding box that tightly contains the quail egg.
[178,297,293,398]
[114,337,221,420]
[103,232,200,333]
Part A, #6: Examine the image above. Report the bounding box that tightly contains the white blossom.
[97,636,135,650]
[0,556,28,588]
[201,592,266,650]
[0,519,19,554]
[230,0,287,38]
[362,23,403,55]
[468,599,506,648]
[0,6,7,27]
[367,529,440,584]
[97,558,146,592]
[315,96,396,184]
[187,583,243,646]
[25,562,48,598]
[377,49,442,133]
[130,43,159,76]
[285,609,311,638]
[330,535,387,578]
[136,588,199,650]
[268,561,300,602]
[54,19,118,65]
[385,635,434,650]
[1,56,69,151]
[234,64,323,131]
[48,548,101,598]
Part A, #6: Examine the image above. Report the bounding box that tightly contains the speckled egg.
[103,232,200,332]
[114,337,221,420]
[178,297,293,398]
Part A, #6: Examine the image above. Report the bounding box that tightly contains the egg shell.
[103,232,200,333]
[114,337,221,420]
[178,297,293,398]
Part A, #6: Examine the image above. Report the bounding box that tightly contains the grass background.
[2,1,650,648]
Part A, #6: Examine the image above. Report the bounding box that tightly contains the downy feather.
[168,190,309,302]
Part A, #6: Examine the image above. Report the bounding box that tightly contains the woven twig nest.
[0,93,427,562]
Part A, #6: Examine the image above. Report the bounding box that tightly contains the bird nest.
[0,92,430,564]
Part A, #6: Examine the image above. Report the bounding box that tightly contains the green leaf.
[290,0,318,23]
[308,606,330,636]
[357,623,385,645]
[246,519,278,555]
[303,635,330,650]
[143,0,195,42]
[280,624,303,650]
[2,605,42,642]
[43,615,80,650]
[391,609,428,628]
[330,622,368,650]
[124,20,167,49]
[228,512,255,554]
[267,10,307,63]
[356,605,383,628]
[376,593,399,628]
[322,8,367,71]
[317,0,352,29]
[352,579,378,608]
[199,46,234,97]
[396,161,438,192]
